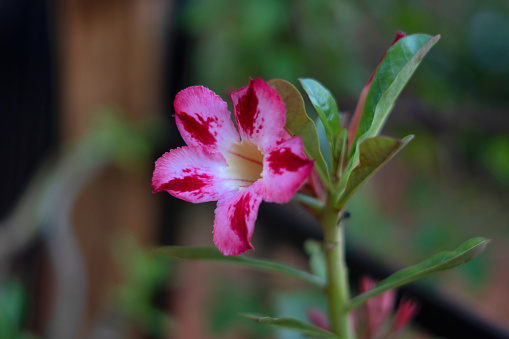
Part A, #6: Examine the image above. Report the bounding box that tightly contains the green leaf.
[268,79,330,186]
[353,34,440,146]
[346,237,489,311]
[304,240,327,281]
[240,314,336,338]
[336,135,413,208]
[154,246,325,288]
[299,78,341,147]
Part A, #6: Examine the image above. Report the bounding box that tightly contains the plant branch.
[321,206,355,339]
[293,193,325,212]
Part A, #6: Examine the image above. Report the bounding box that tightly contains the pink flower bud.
[359,276,396,338]
[393,298,418,332]
[307,307,330,331]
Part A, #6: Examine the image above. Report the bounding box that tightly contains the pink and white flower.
[152,79,314,255]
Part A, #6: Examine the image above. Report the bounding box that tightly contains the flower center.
[225,141,264,188]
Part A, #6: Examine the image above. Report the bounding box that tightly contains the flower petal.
[152,146,233,203]
[213,188,262,256]
[174,86,239,149]
[231,78,286,149]
[255,137,314,203]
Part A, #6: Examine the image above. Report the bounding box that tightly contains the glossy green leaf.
[155,246,325,288]
[346,237,489,310]
[268,79,330,186]
[336,135,413,208]
[299,78,341,146]
[353,34,440,146]
[240,314,336,338]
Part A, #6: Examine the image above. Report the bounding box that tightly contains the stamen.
[225,141,264,186]
[227,151,263,166]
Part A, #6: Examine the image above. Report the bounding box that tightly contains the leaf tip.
[394,30,407,43]
[476,237,490,250]
[402,134,415,144]
[239,313,261,320]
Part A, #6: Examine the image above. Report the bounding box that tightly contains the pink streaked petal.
[231,78,286,149]
[152,146,233,203]
[174,86,239,149]
[213,188,262,256]
[256,137,314,203]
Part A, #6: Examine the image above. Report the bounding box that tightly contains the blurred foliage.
[80,111,167,171]
[0,280,35,339]
[113,234,173,337]
[180,0,366,95]
[180,0,509,106]
[208,278,272,337]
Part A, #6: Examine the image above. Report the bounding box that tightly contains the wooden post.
[44,0,172,336]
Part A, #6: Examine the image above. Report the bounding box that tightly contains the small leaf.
[299,79,341,146]
[346,238,489,311]
[268,79,330,186]
[240,314,336,338]
[336,135,413,209]
[155,246,325,288]
[304,240,327,281]
[353,34,440,147]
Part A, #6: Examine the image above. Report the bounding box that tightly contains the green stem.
[321,204,354,339]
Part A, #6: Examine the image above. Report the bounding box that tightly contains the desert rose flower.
[152,79,314,255]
